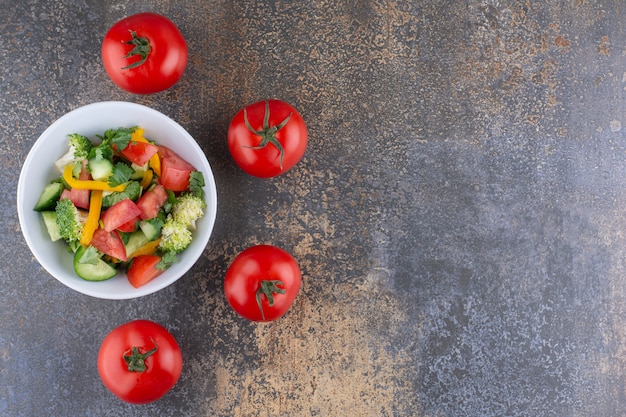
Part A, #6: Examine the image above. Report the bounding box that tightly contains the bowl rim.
[17,101,217,299]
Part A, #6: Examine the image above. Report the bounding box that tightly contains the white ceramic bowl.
[17,101,217,299]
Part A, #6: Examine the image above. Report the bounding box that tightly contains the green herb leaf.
[77,246,100,265]
[156,251,178,270]
[108,162,133,187]
[163,189,177,214]
[102,181,142,208]
[144,217,164,234]
[110,127,135,151]
[189,171,205,198]
[88,146,113,163]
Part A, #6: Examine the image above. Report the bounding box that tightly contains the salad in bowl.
[17,102,217,299]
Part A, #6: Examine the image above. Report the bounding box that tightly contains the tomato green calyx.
[123,339,158,372]
[256,280,286,320]
[243,100,292,170]
[121,30,150,70]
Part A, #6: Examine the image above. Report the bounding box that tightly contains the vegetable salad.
[34,127,206,288]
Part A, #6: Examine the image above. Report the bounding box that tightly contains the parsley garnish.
[108,162,133,187]
[77,246,100,265]
[189,171,205,198]
[101,127,135,151]
[156,251,178,270]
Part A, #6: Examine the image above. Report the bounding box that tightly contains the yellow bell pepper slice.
[149,153,161,177]
[131,128,146,143]
[140,169,154,189]
[80,190,103,246]
[63,164,126,192]
[128,238,162,259]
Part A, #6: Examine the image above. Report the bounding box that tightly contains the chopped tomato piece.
[136,184,168,220]
[101,199,142,232]
[79,162,91,180]
[127,255,164,288]
[121,141,159,166]
[156,146,179,160]
[117,216,139,233]
[62,162,92,209]
[90,228,128,262]
[157,146,196,192]
[61,188,90,210]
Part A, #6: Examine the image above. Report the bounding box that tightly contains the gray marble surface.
[1,1,625,416]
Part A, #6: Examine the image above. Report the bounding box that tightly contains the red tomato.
[61,162,92,209]
[97,320,182,404]
[127,255,164,288]
[136,184,168,220]
[224,245,302,321]
[157,146,196,192]
[117,216,139,233]
[60,188,90,210]
[101,199,142,232]
[121,141,159,165]
[101,12,188,94]
[227,99,307,178]
[156,145,179,160]
[90,228,128,262]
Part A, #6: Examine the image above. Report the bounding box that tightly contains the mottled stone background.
[1,1,625,416]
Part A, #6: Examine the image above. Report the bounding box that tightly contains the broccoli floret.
[54,134,94,172]
[171,194,206,230]
[68,134,93,160]
[158,215,192,253]
[55,198,86,243]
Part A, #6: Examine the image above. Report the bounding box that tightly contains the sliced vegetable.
[41,211,62,241]
[34,182,64,212]
[80,190,103,246]
[124,231,150,258]
[90,228,128,262]
[139,218,163,241]
[73,245,118,281]
[60,188,90,210]
[127,255,165,288]
[101,199,142,232]
[136,184,168,220]
[121,141,159,166]
[157,146,195,192]
[117,216,139,233]
[130,129,162,175]
[63,164,126,192]
[150,152,161,176]
[88,158,114,181]
[140,169,153,189]
[128,238,162,259]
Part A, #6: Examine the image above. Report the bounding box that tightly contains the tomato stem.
[121,30,150,70]
[123,338,158,372]
[256,280,286,321]
[243,100,292,170]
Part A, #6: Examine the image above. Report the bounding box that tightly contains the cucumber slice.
[139,219,163,241]
[34,182,64,211]
[73,245,118,281]
[124,230,150,258]
[130,162,149,180]
[88,158,114,181]
[41,211,62,241]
